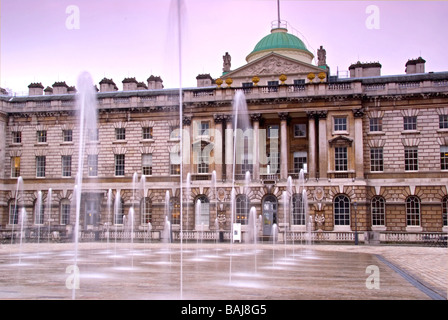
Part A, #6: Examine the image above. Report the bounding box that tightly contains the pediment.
[329,135,353,146]
[222,53,324,79]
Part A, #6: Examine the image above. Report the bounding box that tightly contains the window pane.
[335,147,348,171]
[406,196,420,226]
[370,148,383,172]
[371,197,385,226]
[334,195,350,225]
[405,147,418,171]
[115,154,125,176]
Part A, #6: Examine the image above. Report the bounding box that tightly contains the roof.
[249,28,311,55]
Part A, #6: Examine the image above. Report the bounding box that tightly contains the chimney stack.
[28,82,44,96]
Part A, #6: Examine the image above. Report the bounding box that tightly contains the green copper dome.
[250,28,311,55]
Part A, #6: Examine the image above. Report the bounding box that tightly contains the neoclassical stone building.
[1,22,447,242]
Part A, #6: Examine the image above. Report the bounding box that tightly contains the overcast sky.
[1,0,447,94]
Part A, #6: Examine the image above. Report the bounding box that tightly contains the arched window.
[169,197,180,225]
[140,197,152,224]
[292,193,306,225]
[60,199,71,225]
[262,194,278,229]
[371,196,385,226]
[334,195,350,226]
[235,194,250,225]
[443,196,448,227]
[406,196,420,226]
[195,195,209,228]
[34,199,45,225]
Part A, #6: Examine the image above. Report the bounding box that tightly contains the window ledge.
[437,129,448,133]
[367,131,385,136]
[405,226,423,232]
[113,140,127,144]
[140,139,155,143]
[332,130,349,136]
[34,143,48,147]
[401,130,420,135]
[60,142,74,146]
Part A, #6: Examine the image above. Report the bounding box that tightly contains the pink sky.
[1,0,447,94]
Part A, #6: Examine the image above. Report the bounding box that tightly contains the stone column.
[213,114,224,181]
[353,108,365,179]
[182,116,192,180]
[306,111,317,179]
[224,115,233,182]
[250,113,262,181]
[278,112,289,181]
[317,111,328,179]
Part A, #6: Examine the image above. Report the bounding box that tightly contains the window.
[9,202,19,225]
[292,193,306,225]
[294,124,306,138]
[170,151,180,175]
[404,147,418,171]
[439,115,448,129]
[235,195,250,225]
[12,131,21,144]
[115,154,125,176]
[115,128,126,140]
[371,196,385,226]
[334,195,350,226]
[169,197,180,225]
[335,147,348,171]
[195,144,209,174]
[114,199,124,225]
[142,127,153,140]
[142,154,153,176]
[369,118,383,132]
[370,148,384,172]
[140,197,152,224]
[334,117,347,132]
[441,146,448,170]
[195,195,210,228]
[170,125,180,140]
[293,152,307,173]
[406,196,420,226]
[36,156,46,177]
[37,130,47,143]
[267,152,280,174]
[442,196,448,227]
[198,121,210,136]
[34,199,45,225]
[267,81,279,92]
[87,155,98,177]
[62,155,72,177]
[267,125,279,138]
[11,156,21,178]
[62,129,73,142]
[60,199,71,225]
[403,116,417,131]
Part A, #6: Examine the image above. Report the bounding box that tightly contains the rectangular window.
[115,154,125,176]
[441,146,448,170]
[266,152,280,174]
[404,147,418,171]
[142,154,153,176]
[439,115,448,129]
[293,152,307,173]
[403,116,417,131]
[197,149,209,174]
[335,147,348,171]
[294,124,306,138]
[62,129,73,142]
[9,203,19,225]
[369,118,383,132]
[334,117,347,132]
[12,131,22,144]
[60,202,70,225]
[267,125,279,138]
[37,130,47,143]
[142,127,153,140]
[198,121,210,136]
[87,155,98,177]
[62,155,72,177]
[36,156,46,177]
[11,156,21,178]
[370,148,384,172]
[115,128,126,140]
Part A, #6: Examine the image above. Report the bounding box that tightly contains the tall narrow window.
[170,151,180,175]
[442,196,448,227]
[334,195,350,226]
[114,199,124,225]
[292,193,305,225]
[140,197,152,224]
[439,115,448,129]
[36,156,46,177]
[370,148,384,172]
[11,156,21,178]
[235,195,250,225]
[115,154,125,176]
[9,202,19,225]
[195,195,210,228]
[406,196,420,226]
[142,154,153,176]
[170,197,181,225]
[440,146,448,170]
[34,200,45,225]
[87,155,98,177]
[60,199,71,225]
[62,155,72,177]
[404,147,418,171]
[371,196,385,226]
[335,147,348,171]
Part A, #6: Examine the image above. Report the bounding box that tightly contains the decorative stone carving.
[240,55,315,76]
[213,114,225,124]
[182,115,192,126]
[250,113,262,122]
[315,213,325,232]
[223,52,231,73]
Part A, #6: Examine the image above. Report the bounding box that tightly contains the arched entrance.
[262,195,278,236]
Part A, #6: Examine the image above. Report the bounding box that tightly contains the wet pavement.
[0,242,446,300]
